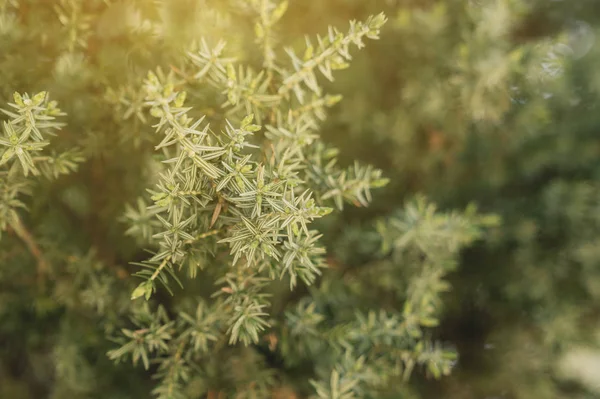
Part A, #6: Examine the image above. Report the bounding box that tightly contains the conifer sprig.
[116,13,393,396]
[279,13,387,103]
[0,92,82,271]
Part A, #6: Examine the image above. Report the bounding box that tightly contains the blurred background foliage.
[2,0,600,398]
[314,1,600,398]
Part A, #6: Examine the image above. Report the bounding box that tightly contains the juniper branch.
[9,214,50,279]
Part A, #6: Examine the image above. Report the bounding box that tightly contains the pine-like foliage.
[0,1,501,398]
[3,0,598,398]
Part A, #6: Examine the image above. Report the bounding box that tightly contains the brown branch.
[9,215,50,280]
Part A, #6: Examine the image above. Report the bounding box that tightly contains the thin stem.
[278,23,372,97]
[10,215,50,278]
[185,229,221,244]
[257,0,276,71]
[290,96,331,118]
[151,255,171,281]
[165,340,187,397]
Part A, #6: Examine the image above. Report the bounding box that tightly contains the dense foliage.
[1,0,600,398]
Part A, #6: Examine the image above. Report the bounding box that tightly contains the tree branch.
[9,215,50,279]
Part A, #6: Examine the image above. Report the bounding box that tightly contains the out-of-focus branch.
[9,215,50,280]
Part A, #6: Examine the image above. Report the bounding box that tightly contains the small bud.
[241,114,254,127]
[0,150,13,164]
[131,281,151,300]
[368,12,388,31]
[236,176,245,190]
[245,124,261,132]
[227,91,238,106]
[226,64,236,81]
[163,83,174,97]
[330,61,349,70]
[151,192,167,202]
[174,91,187,107]
[303,45,314,61]
[318,207,333,216]
[32,91,47,105]
[147,71,159,84]
[371,178,390,188]
[261,243,273,256]
[271,1,288,23]
[150,107,163,118]
[13,92,24,106]
[323,148,339,159]
[254,22,264,39]
[325,94,343,107]
[428,362,442,379]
